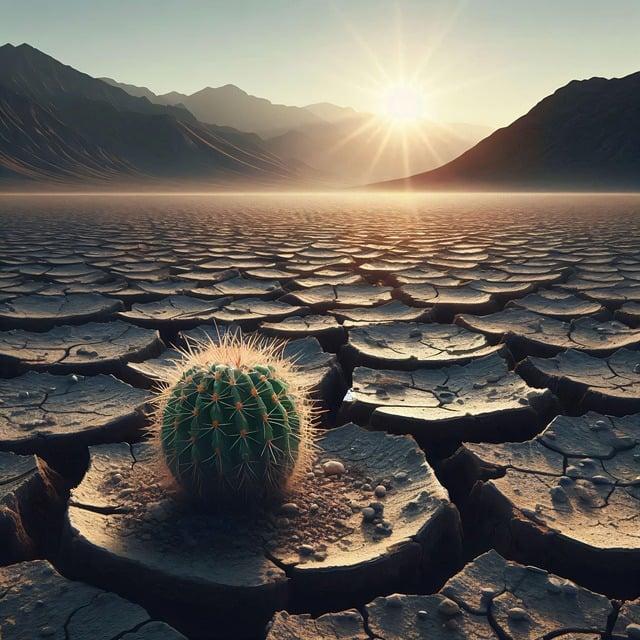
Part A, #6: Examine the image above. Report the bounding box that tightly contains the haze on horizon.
[4,0,640,128]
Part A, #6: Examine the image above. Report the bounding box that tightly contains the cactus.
[156,331,313,502]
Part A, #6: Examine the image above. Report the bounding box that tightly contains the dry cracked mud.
[59,423,460,638]
[443,411,640,597]
[2,196,640,639]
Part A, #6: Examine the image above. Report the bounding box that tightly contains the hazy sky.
[4,0,640,127]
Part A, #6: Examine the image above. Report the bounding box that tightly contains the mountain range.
[0,44,298,187]
[102,77,490,184]
[1,42,638,190]
[375,71,640,190]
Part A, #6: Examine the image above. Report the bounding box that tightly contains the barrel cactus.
[156,331,314,503]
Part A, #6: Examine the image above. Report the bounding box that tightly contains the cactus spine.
[157,333,311,502]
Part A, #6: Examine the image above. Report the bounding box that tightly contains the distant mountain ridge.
[102,78,328,136]
[374,71,640,190]
[105,77,492,184]
[0,43,301,186]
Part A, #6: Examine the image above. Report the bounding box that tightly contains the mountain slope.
[158,84,325,135]
[0,44,301,186]
[103,77,332,136]
[266,115,492,185]
[0,44,193,122]
[0,85,134,182]
[374,71,640,190]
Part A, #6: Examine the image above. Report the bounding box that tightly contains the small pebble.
[374,484,387,498]
[507,607,528,621]
[361,483,372,492]
[309,503,319,513]
[298,544,314,556]
[362,507,376,522]
[417,610,429,619]
[279,503,300,517]
[323,460,345,476]
[385,594,403,608]
[437,598,460,617]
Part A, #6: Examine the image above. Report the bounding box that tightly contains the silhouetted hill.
[104,77,332,136]
[374,71,640,190]
[0,44,194,123]
[0,44,301,186]
[266,115,491,185]
[303,102,358,122]
[105,76,490,182]
[159,85,325,135]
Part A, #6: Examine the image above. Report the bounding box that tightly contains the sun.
[380,83,426,123]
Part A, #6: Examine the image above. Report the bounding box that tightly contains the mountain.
[303,102,358,123]
[0,45,194,123]
[265,115,492,185]
[0,44,301,186]
[103,78,366,137]
[105,76,490,184]
[374,71,640,190]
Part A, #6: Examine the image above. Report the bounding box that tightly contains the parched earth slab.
[0,560,186,639]
[281,284,393,311]
[329,300,430,326]
[0,372,150,455]
[507,289,605,319]
[188,276,284,299]
[260,314,347,351]
[270,550,613,640]
[443,412,640,597]
[117,295,233,330]
[341,322,507,371]
[517,348,640,415]
[267,610,367,640]
[60,424,461,638]
[343,354,556,444]
[0,321,164,376]
[0,452,56,564]
[123,348,185,389]
[615,301,640,327]
[211,297,308,330]
[398,284,498,321]
[457,309,640,358]
[614,600,640,639]
[0,294,124,330]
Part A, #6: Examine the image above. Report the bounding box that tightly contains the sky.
[3,0,640,127]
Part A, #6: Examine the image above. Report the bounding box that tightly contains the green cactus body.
[161,361,301,500]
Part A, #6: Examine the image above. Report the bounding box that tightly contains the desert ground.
[1,193,640,639]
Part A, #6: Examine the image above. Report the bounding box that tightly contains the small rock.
[550,486,567,502]
[323,460,345,476]
[626,623,640,639]
[417,610,429,619]
[298,544,314,556]
[370,501,384,513]
[385,594,403,608]
[375,521,393,536]
[394,471,408,482]
[361,483,372,492]
[362,507,376,522]
[374,484,387,498]
[437,598,461,617]
[279,502,300,517]
[309,503,319,513]
[507,607,528,621]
